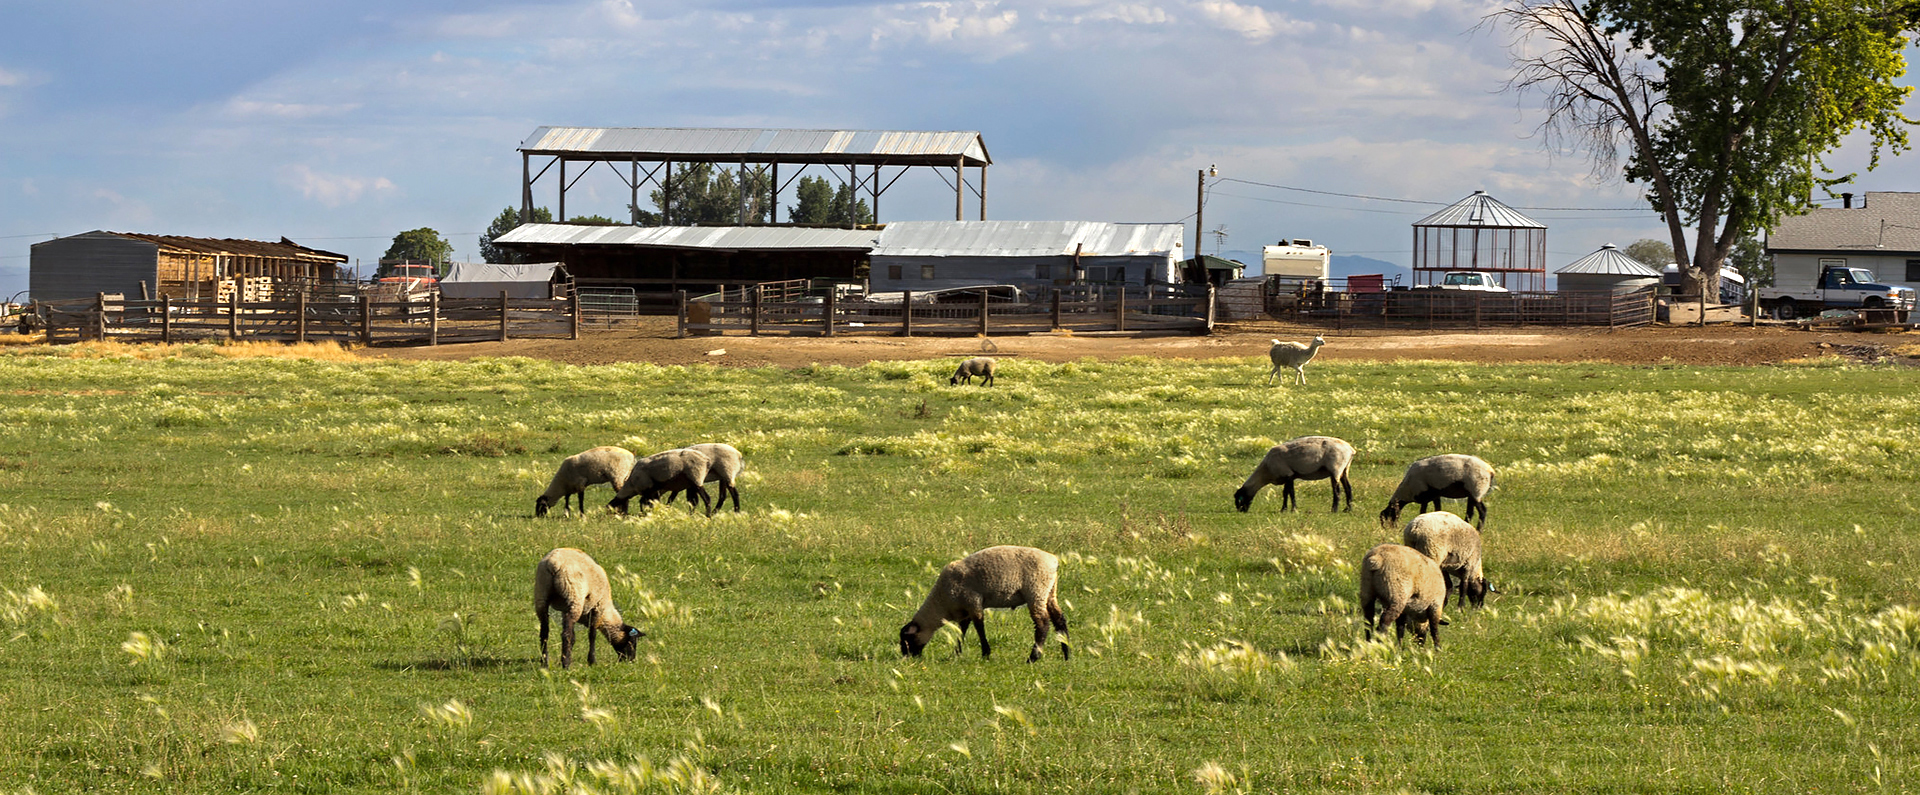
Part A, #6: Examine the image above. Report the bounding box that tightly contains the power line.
[1215,177,1650,212]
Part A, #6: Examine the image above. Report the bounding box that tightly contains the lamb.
[1401,511,1489,608]
[658,442,745,513]
[534,446,637,517]
[1378,453,1495,529]
[949,357,997,386]
[1266,336,1326,386]
[532,547,644,668]
[1357,543,1449,647]
[607,448,714,516]
[1233,435,1355,513]
[899,545,1069,663]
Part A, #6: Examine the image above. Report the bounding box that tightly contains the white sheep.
[949,357,997,386]
[1401,511,1489,608]
[1233,435,1355,513]
[659,442,744,513]
[1358,543,1449,647]
[532,547,644,668]
[899,545,1069,663]
[534,446,637,518]
[1378,453,1495,529]
[1266,336,1326,386]
[608,448,715,516]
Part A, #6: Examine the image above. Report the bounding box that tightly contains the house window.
[1907,259,1920,281]
[1819,257,1847,269]
[920,264,935,280]
[1037,264,1050,280]
[888,265,902,281]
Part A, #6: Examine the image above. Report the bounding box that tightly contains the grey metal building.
[29,232,348,303]
[1555,244,1662,293]
[1412,191,1549,291]
[866,221,1185,294]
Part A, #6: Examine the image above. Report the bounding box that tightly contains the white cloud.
[870,2,1025,57]
[280,165,397,208]
[1191,0,1311,41]
[0,67,27,87]
[223,99,361,120]
[91,188,155,226]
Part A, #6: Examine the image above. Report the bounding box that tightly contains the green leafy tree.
[1728,235,1772,287]
[568,215,619,225]
[380,228,454,277]
[788,176,875,226]
[480,206,553,264]
[630,163,772,225]
[1491,0,1914,297]
[1622,238,1674,268]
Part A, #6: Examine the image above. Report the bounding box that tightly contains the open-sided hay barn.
[30,232,349,303]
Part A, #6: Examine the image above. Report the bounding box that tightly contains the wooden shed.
[30,232,349,303]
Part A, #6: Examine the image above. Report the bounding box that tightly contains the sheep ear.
[626,626,644,640]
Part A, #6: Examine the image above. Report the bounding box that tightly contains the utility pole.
[1194,165,1216,260]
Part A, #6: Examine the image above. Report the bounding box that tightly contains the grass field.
[1,341,1916,794]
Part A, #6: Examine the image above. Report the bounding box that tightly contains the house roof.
[38,232,348,262]
[1556,244,1662,277]
[1413,190,1546,229]
[870,221,1184,258]
[494,224,881,251]
[1767,192,1920,254]
[519,127,991,167]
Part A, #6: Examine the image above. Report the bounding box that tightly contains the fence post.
[160,295,172,344]
[978,290,989,336]
[1115,288,1127,332]
[902,290,913,337]
[499,290,511,342]
[1473,295,1482,330]
[570,289,581,340]
[1205,285,1217,332]
[675,291,688,339]
[359,295,373,346]
[429,291,440,346]
[95,292,108,341]
[229,290,241,340]
[1052,289,1062,330]
[295,292,308,344]
[825,287,837,337]
[751,286,762,337]
[1699,289,1707,327]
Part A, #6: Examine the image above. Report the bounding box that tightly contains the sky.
[4,0,1918,299]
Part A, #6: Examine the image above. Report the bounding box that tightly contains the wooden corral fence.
[35,292,581,346]
[1271,288,1657,330]
[678,284,1216,337]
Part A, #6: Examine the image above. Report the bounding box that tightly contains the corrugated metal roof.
[1556,244,1663,276]
[520,127,990,166]
[86,232,347,262]
[871,221,1184,257]
[1768,192,1920,253]
[494,224,881,251]
[1414,191,1546,229]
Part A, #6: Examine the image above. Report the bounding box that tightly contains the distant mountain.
[1215,249,1414,287]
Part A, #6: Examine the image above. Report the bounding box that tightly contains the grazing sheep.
[532,548,644,668]
[1233,435,1355,513]
[900,545,1069,663]
[1358,543,1449,647]
[1401,511,1489,608]
[534,446,637,518]
[659,442,744,513]
[949,357,997,386]
[607,448,715,516]
[1267,336,1326,386]
[1378,454,1495,529]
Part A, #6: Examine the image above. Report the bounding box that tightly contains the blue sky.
[3,0,1916,298]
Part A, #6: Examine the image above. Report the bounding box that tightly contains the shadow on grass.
[376,656,529,672]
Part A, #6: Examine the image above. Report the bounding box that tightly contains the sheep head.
[1378,502,1405,527]
[606,496,630,515]
[1462,577,1490,608]
[899,622,936,657]
[1232,486,1257,513]
[607,625,645,661]
[534,496,555,517]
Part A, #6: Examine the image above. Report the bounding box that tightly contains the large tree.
[1491,0,1913,296]
[480,206,553,264]
[629,163,772,226]
[788,175,874,226]
[1623,238,1675,268]
[380,228,453,277]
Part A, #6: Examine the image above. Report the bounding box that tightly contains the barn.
[30,232,348,302]
[865,221,1185,294]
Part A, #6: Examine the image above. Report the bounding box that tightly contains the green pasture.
[0,343,1916,793]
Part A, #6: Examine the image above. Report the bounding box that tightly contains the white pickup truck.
[1418,271,1510,293]
[1758,265,1914,320]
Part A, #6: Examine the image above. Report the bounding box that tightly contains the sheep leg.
[1028,601,1052,662]
[1469,498,1486,529]
[539,608,551,668]
[1047,595,1070,661]
[1295,365,1306,386]
[1427,610,1442,649]
[724,482,741,512]
[1378,604,1406,644]
[1361,597,1377,641]
[1280,479,1296,512]
[585,609,599,665]
[954,619,971,657]
[560,615,577,669]
[975,616,992,660]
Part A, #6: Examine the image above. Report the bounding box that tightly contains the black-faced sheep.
[949,357,997,386]
[1267,337,1325,386]
[1358,543,1449,647]
[533,548,644,668]
[534,446,637,517]
[658,442,744,513]
[900,545,1068,663]
[1401,511,1489,608]
[1378,453,1495,529]
[607,448,715,516]
[1233,435,1355,513]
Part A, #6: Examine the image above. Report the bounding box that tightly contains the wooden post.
[1205,285,1217,332]
[229,290,241,340]
[359,295,372,346]
[825,287,837,337]
[499,290,511,342]
[675,290,688,339]
[751,286,762,337]
[297,292,309,343]
[978,290,990,336]
[429,291,440,346]
[160,296,172,344]
[1473,295,1482,330]
[1749,288,1759,327]
[1699,289,1708,328]
[901,290,914,337]
[570,289,581,340]
[1052,289,1063,330]
[95,292,108,341]
[1115,288,1128,332]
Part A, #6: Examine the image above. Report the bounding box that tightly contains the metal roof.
[1767,192,1920,253]
[36,232,349,262]
[1556,244,1662,276]
[871,221,1184,257]
[520,127,990,166]
[1414,191,1546,229]
[494,223,881,251]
